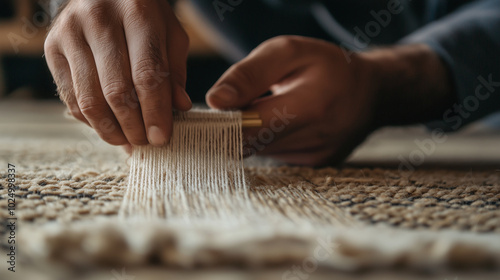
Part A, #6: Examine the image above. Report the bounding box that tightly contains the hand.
[206,36,377,166]
[44,0,192,147]
[206,36,453,166]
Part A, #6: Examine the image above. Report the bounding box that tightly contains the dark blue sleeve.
[399,0,500,131]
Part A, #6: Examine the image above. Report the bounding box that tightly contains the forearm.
[360,44,455,127]
[397,0,500,131]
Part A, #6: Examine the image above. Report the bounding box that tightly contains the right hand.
[44,0,192,147]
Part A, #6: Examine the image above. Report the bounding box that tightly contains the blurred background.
[0,0,499,167]
[0,0,230,102]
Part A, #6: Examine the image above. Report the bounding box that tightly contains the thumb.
[206,37,301,109]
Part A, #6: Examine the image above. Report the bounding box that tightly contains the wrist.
[359,44,454,127]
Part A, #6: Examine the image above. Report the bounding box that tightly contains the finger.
[206,37,304,109]
[82,16,148,145]
[44,37,90,126]
[164,3,192,111]
[121,5,172,146]
[241,95,303,157]
[240,82,315,152]
[122,144,133,155]
[62,39,128,145]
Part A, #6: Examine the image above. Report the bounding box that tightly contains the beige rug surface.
[0,101,500,277]
[1,135,500,271]
[1,140,499,232]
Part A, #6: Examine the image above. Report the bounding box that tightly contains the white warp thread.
[120,110,257,225]
[120,109,354,229]
[16,110,500,269]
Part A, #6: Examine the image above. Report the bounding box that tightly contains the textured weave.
[120,110,250,223]
[120,110,354,230]
[1,111,500,270]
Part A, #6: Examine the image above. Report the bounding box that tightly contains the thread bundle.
[120,109,354,230]
[120,110,256,224]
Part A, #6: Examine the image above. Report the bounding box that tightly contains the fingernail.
[208,84,237,104]
[148,126,166,146]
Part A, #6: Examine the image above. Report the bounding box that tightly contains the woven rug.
[1,102,500,272]
[1,133,500,271]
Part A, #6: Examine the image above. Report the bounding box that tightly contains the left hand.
[206,36,377,166]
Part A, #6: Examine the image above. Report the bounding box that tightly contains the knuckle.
[122,0,151,27]
[119,119,136,132]
[134,61,166,93]
[61,14,79,32]
[266,35,302,55]
[52,16,83,52]
[43,35,59,57]
[102,81,132,105]
[80,1,112,27]
[69,108,86,122]
[123,89,140,109]
[78,96,103,116]
[53,6,80,33]
[135,57,157,74]
[230,64,259,87]
[123,0,144,14]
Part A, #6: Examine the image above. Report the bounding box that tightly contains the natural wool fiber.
[1,108,500,271]
[120,110,353,229]
[120,110,250,223]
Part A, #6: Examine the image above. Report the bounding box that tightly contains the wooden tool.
[242,112,262,127]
